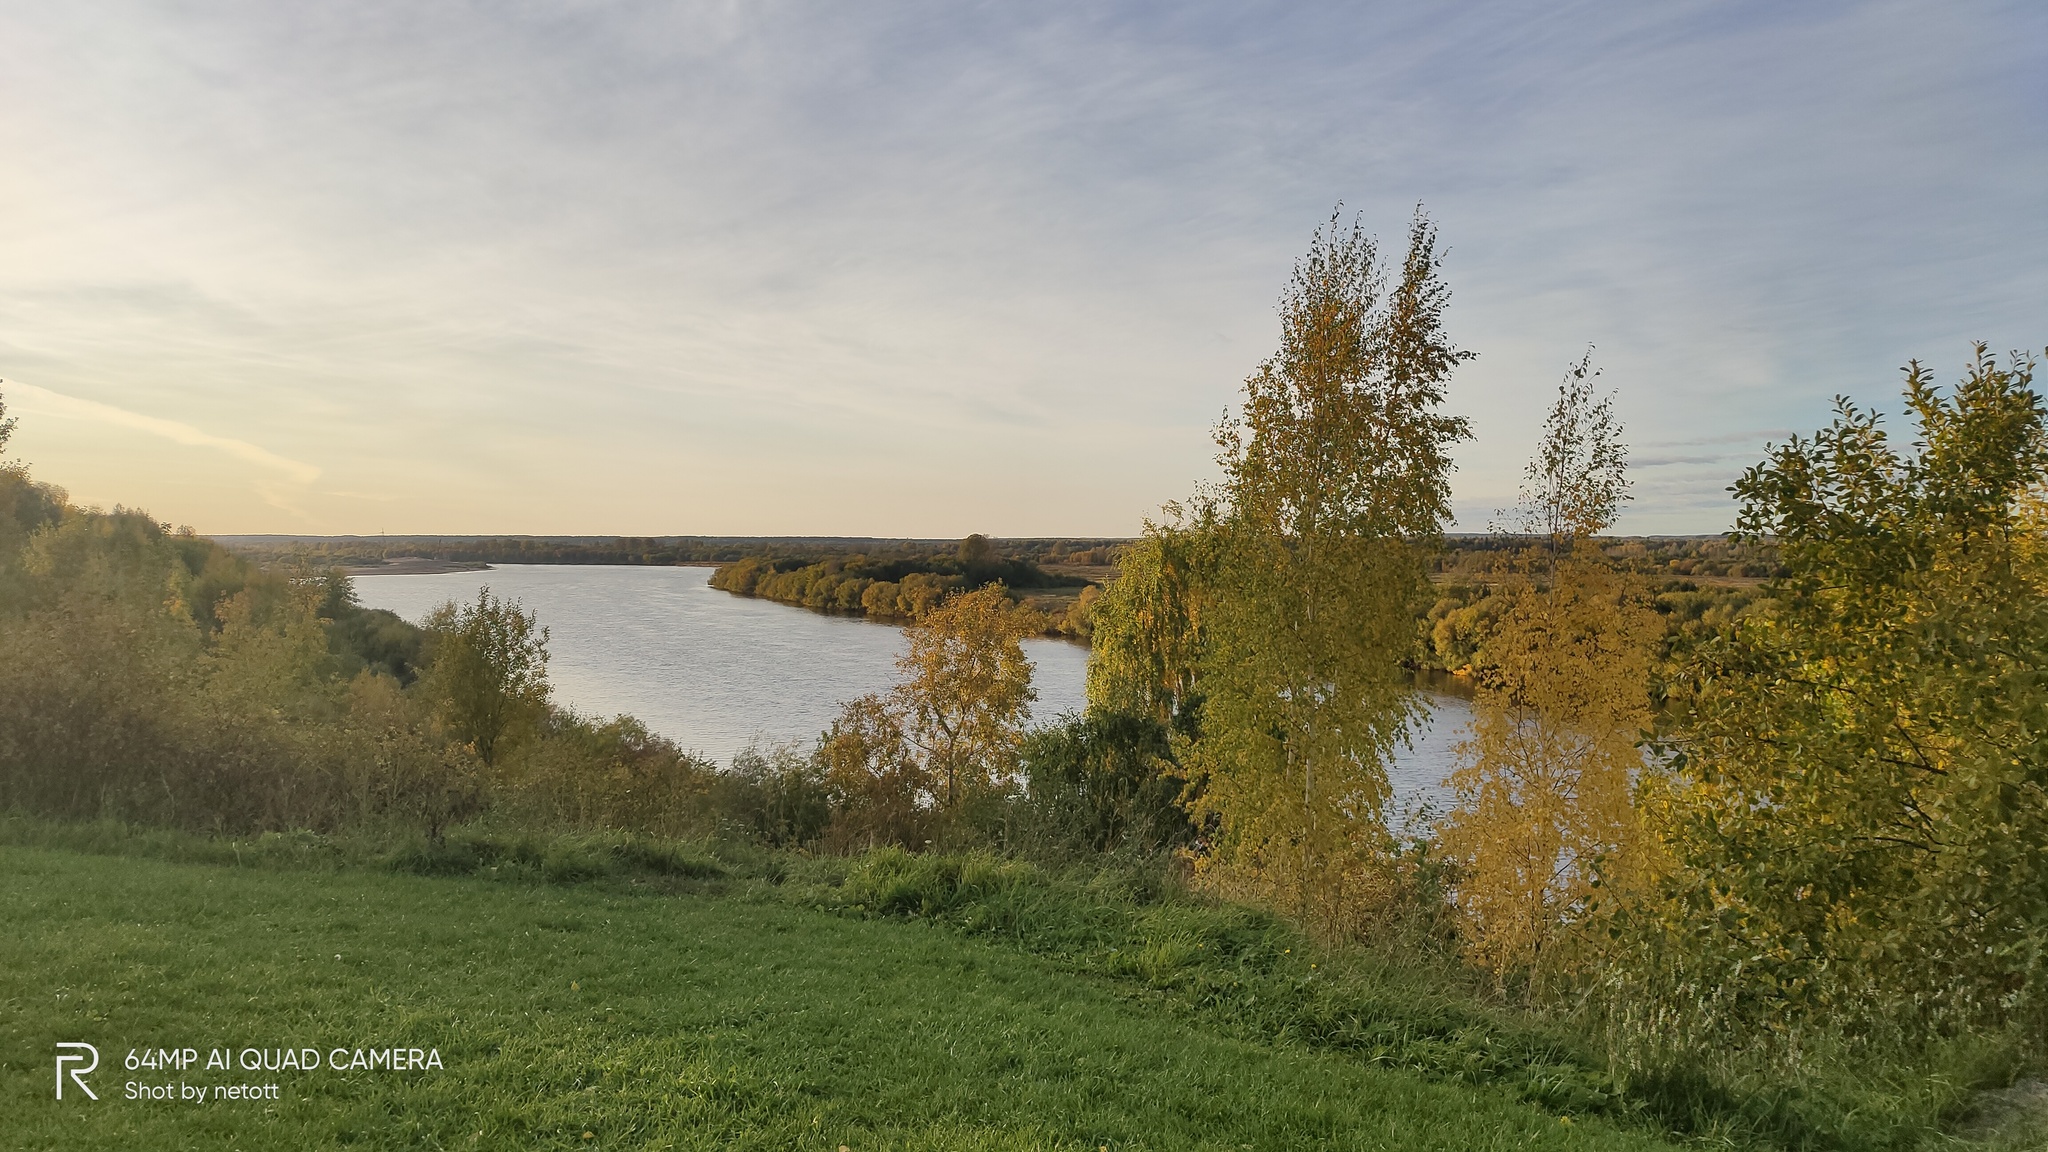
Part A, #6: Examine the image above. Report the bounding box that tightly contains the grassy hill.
[3,841,1679,1151]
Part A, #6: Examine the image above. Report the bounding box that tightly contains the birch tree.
[892,583,1037,810]
[1436,355,1658,977]
[1084,515,1214,729]
[1185,209,1472,922]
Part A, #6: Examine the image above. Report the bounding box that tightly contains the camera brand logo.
[56,1042,99,1100]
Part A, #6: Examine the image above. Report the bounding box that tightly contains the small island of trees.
[708,534,1098,637]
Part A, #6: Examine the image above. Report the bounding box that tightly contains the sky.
[0,2,2042,537]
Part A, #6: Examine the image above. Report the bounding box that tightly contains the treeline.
[1435,533,1778,582]
[1422,537,1777,674]
[229,529,1761,583]
[709,534,1098,638]
[221,533,1129,573]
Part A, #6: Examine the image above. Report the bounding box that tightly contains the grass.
[824,852,2045,1151]
[0,839,1683,1151]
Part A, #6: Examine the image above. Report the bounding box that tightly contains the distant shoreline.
[345,557,493,576]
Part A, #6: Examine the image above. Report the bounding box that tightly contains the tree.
[1436,353,1659,978]
[0,391,68,606]
[1084,519,1214,729]
[1014,710,1190,859]
[1184,208,1473,921]
[817,584,1038,846]
[422,588,550,766]
[817,692,931,850]
[1513,351,1628,559]
[343,670,484,841]
[893,583,1037,810]
[958,533,996,568]
[1649,346,2048,1038]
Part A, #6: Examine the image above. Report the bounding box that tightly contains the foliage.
[720,742,834,848]
[0,438,692,845]
[488,713,710,838]
[1420,582,1510,673]
[1438,552,1660,978]
[1437,356,1660,979]
[1509,351,1630,545]
[1184,208,1471,924]
[1637,347,2048,1049]
[1433,534,1780,583]
[318,572,426,682]
[709,535,1088,634]
[1083,520,1212,727]
[1009,710,1192,861]
[817,585,1039,848]
[815,692,934,850]
[339,671,485,841]
[420,588,551,766]
[1419,574,1762,676]
[894,584,1038,807]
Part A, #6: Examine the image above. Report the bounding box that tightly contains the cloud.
[4,378,320,486]
[0,2,2042,534]
[1636,452,1752,468]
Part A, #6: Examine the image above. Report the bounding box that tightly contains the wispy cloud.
[5,379,320,485]
[0,2,2041,534]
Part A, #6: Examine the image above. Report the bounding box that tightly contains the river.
[352,564,1468,824]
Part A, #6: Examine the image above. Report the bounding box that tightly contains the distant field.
[3,846,1675,1151]
[1038,563,1119,585]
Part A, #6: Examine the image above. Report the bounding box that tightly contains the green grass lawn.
[0,844,1681,1151]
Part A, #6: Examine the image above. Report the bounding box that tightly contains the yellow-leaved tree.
[820,583,1037,847]
[1637,348,2048,1045]
[892,582,1038,810]
[1437,353,1659,980]
[1182,209,1472,926]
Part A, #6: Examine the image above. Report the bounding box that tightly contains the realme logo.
[56,1042,99,1100]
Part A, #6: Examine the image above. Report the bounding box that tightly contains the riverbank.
[345,557,492,576]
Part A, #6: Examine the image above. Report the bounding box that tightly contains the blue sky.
[1,1,2041,535]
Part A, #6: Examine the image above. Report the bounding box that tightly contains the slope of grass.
[1,843,1678,1151]
[826,851,2018,1151]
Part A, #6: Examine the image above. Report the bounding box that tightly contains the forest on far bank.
[218,530,1775,655]
[215,532,1129,573]
[219,528,1768,582]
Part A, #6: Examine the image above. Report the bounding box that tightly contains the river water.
[352,564,1468,824]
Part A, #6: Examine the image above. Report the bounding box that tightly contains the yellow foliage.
[819,584,1038,847]
[1436,353,1655,980]
[1085,527,1209,726]
[1437,548,1659,978]
[892,583,1038,809]
[1176,211,1470,929]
